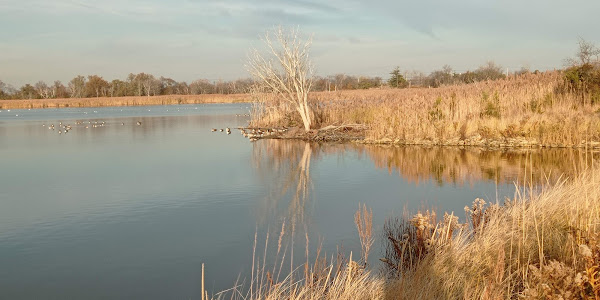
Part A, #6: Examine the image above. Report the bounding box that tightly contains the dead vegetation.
[252,71,600,148]
[203,158,599,299]
[0,94,249,109]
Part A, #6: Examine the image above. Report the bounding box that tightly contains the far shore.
[0,94,252,109]
[0,90,369,110]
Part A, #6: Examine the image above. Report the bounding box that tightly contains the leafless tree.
[565,38,600,67]
[248,26,315,131]
[35,81,51,99]
[69,75,86,98]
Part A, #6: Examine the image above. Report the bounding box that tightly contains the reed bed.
[0,94,250,109]
[209,165,599,299]
[383,165,600,299]
[254,71,600,147]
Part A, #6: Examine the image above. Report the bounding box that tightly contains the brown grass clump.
[383,166,600,299]
[0,94,250,109]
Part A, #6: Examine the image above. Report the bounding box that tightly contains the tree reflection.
[252,140,316,228]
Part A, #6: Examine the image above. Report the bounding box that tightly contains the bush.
[563,64,600,105]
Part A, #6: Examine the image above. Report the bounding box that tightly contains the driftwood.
[318,124,368,131]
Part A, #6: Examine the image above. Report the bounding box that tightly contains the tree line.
[0,73,257,100]
[0,61,531,100]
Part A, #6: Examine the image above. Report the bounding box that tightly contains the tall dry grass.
[383,165,600,299]
[210,164,599,300]
[254,71,600,147]
[0,94,250,109]
[213,215,383,300]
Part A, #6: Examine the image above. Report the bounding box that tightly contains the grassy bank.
[214,165,599,299]
[0,94,250,109]
[252,71,600,148]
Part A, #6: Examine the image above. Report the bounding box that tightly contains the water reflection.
[252,140,314,228]
[251,141,598,229]
[2,104,598,298]
[356,145,598,186]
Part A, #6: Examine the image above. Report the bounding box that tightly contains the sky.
[1,0,599,87]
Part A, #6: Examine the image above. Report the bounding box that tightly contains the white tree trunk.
[248,26,315,131]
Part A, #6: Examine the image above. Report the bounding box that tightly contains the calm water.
[0,104,595,299]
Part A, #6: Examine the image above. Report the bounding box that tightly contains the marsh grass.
[254,71,600,147]
[382,166,600,299]
[0,94,250,109]
[209,163,599,299]
[212,212,383,300]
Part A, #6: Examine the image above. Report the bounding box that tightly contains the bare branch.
[247,26,315,131]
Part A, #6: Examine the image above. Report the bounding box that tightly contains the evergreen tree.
[388,67,408,88]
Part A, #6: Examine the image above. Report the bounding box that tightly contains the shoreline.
[247,126,600,149]
[0,94,251,109]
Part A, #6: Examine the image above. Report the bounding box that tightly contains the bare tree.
[52,81,68,98]
[34,81,51,99]
[565,38,600,67]
[69,75,86,98]
[248,26,315,131]
[0,80,7,99]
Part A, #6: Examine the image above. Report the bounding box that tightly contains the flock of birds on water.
[41,120,286,140]
[5,105,283,140]
[42,120,143,134]
[212,126,288,141]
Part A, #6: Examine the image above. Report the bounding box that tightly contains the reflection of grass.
[0,94,249,109]
[211,166,599,299]
[358,145,599,186]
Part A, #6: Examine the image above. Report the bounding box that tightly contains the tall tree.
[52,81,69,98]
[248,26,315,131]
[565,38,600,67]
[474,61,505,81]
[388,67,408,88]
[190,79,214,94]
[0,80,7,99]
[68,75,86,98]
[85,75,109,98]
[34,81,51,99]
[19,84,38,99]
[428,65,455,87]
[134,73,156,97]
[160,77,178,95]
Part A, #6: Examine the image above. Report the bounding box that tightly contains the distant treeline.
[0,62,551,100]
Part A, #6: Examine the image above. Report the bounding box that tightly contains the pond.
[0,104,595,299]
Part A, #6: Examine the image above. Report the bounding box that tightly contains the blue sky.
[1,0,599,87]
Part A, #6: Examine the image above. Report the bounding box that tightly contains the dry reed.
[383,166,600,299]
[0,94,250,109]
[207,164,599,299]
[254,71,600,147]
[212,206,382,300]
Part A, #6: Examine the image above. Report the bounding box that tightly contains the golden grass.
[384,166,600,299]
[254,71,600,147]
[211,164,599,300]
[0,94,250,109]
